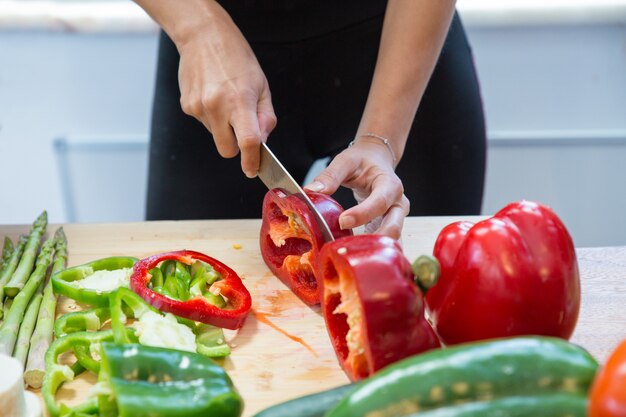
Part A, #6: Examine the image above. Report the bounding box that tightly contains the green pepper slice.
[99,342,243,417]
[43,329,134,417]
[110,287,231,357]
[52,256,138,307]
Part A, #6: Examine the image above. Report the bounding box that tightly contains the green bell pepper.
[52,256,138,307]
[43,329,132,417]
[96,342,243,417]
[110,287,231,357]
[54,307,112,338]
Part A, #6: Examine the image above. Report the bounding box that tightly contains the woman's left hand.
[304,138,409,240]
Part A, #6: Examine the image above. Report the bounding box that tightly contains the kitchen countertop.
[1,217,626,415]
[1,0,626,33]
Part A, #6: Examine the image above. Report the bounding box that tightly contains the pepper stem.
[412,255,440,294]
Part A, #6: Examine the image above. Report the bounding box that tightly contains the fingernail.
[304,181,324,192]
[339,215,354,230]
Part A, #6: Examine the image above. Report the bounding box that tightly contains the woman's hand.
[305,139,410,240]
[175,5,277,177]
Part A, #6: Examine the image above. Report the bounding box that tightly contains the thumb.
[304,153,356,195]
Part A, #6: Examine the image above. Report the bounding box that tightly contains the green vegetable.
[194,323,231,358]
[4,210,47,297]
[326,337,598,417]
[253,384,354,417]
[108,287,160,344]
[54,307,112,338]
[52,256,138,307]
[25,228,69,388]
[98,342,243,417]
[110,287,231,357]
[149,259,225,307]
[0,236,14,272]
[0,235,27,318]
[43,329,122,417]
[0,236,55,355]
[13,291,43,365]
[403,393,587,417]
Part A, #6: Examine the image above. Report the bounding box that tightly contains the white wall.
[1,4,625,248]
[0,31,157,223]
[466,23,626,247]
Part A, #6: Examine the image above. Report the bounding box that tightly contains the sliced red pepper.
[130,250,251,330]
[317,235,440,381]
[260,189,352,305]
[425,200,580,345]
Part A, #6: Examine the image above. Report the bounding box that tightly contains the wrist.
[349,133,398,165]
[157,0,228,49]
[354,127,406,164]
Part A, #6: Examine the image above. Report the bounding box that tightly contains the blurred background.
[1,0,625,247]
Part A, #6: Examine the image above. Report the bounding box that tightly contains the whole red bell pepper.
[589,338,626,417]
[425,200,580,345]
[130,250,251,330]
[317,235,440,381]
[260,189,352,305]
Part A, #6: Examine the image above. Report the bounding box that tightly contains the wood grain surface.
[1,217,625,416]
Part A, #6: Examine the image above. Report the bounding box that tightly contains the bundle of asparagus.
[0,212,68,389]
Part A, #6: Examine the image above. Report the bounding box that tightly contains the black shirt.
[218,0,387,42]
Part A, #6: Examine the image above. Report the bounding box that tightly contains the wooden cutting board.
[1,217,625,416]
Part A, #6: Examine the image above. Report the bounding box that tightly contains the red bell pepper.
[317,234,440,381]
[130,250,251,330]
[589,338,626,417]
[425,200,580,345]
[260,189,352,305]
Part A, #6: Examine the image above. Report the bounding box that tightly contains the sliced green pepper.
[150,258,224,306]
[54,307,112,338]
[43,329,133,417]
[110,287,231,357]
[98,342,243,417]
[109,287,158,344]
[52,256,138,307]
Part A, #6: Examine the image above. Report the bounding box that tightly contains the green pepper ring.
[52,256,139,307]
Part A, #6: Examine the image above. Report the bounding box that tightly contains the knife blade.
[257,142,335,242]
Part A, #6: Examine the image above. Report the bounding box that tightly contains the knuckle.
[265,112,278,131]
[180,96,201,117]
[237,133,260,150]
[388,176,404,197]
[316,170,339,186]
[213,134,239,159]
[201,90,225,114]
[217,144,239,159]
[403,196,411,214]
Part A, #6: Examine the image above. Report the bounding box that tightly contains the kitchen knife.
[257,142,335,242]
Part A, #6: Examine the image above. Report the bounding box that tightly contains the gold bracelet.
[348,132,397,163]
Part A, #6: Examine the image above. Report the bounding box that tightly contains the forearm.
[357,0,456,162]
[133,0,229,47]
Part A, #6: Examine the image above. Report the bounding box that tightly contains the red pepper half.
[317,235,440,381]
[130,250,251,330]
[425,200,580,345]
[260,189,352,305]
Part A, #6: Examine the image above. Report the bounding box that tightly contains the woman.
[137,0,486,239]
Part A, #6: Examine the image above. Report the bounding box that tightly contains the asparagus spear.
[0,237,14,273]
[0,236,28,319]
[25,228,68,388]
[13,292,43,365]
[3,298,12,319]
[4,211,47,298]
[0,236,55,356]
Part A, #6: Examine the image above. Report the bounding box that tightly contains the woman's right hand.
[175,4,277,177]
